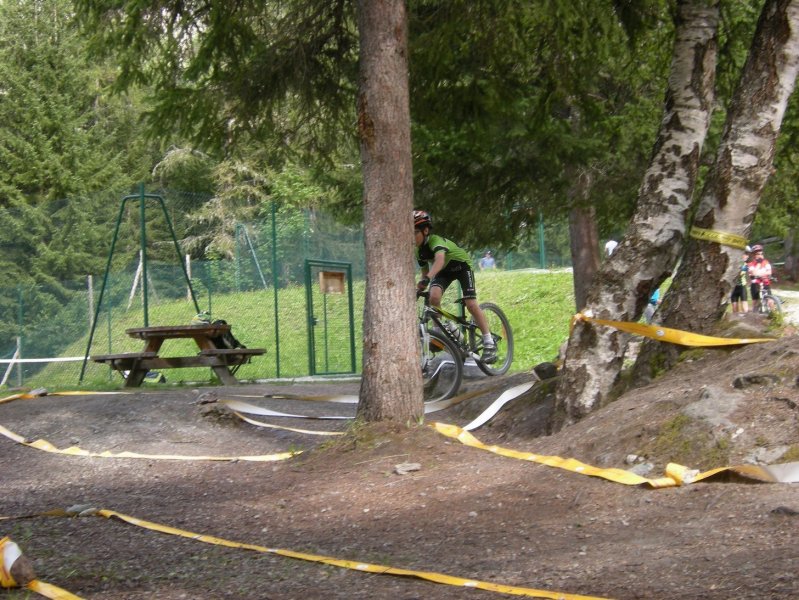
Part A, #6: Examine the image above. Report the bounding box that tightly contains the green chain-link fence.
[1,189,570,391]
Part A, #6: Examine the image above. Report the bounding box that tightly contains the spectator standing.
[730,247,750,313]
[479,251,496,270]
[644,288,661,324]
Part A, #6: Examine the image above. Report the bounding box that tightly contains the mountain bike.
[419,321,464,403]
[418,290,513,402]
[753,279,782,316]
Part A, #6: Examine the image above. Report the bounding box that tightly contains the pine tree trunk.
[355,0,423,422]
[553,0,719,428]
[633,0,799,383]
[568,201,600,312]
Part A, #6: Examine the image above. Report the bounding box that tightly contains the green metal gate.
[304,260,356,375]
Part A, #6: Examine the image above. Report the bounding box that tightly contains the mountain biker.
[413,210,497,364]
[747,244,773,311]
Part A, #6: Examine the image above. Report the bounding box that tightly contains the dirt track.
[2,330,799,599]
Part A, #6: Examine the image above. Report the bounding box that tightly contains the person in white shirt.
[478,251,496,270]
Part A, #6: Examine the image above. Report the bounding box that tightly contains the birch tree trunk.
[356,0,423,422]
[553,0,719,428]
[633,0,799,383]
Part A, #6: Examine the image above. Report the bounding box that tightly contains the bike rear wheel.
[474,302,513,376]
[420,329,463,403]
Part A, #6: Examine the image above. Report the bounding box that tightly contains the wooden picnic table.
[92,324,265,387]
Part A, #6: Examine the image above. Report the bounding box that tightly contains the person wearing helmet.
[413,210,497,363]
[747,244,772,311]
[730,247,750,313]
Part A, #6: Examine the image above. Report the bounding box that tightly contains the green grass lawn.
[19,269,576,390]
[472,268,575,369]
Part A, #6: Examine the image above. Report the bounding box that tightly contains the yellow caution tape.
[26,580,85,600]
[463,381,536,430]
[261,392,358,403]
[219,385,506,438]
[215,385,507,434]
[0,423,296,462]
[576,314,775,346]
[0,536,21,588]
[256,385,499,414]
[1,507,609,598]
[83,508,608,600]
[431,422,799,486]
[1,390,127,405]
[1,536,83,599]
[219,399,350,420]
[423,384,504,413]
[228,408,343,436]
[690,226,748,249]
[0,393,26,404]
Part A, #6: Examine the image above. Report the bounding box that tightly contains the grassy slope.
[472,269,575,369]
[30,269,576,388]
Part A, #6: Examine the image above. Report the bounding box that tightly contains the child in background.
[747,245,772,312]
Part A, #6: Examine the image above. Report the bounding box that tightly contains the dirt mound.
[467,324,799,471]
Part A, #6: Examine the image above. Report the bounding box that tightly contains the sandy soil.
[1,315,798,599]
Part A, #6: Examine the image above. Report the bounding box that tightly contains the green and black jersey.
[415,234,473,270]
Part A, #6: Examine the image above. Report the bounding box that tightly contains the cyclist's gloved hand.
[417,277,430,291]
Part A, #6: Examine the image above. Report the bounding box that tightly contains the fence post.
[235,223,242,292]
[16,287,23,386]
[186,254,192,301]
[538,213,546,269]
[272,201,281,378]
[87,275,94,333]
[139,184,150,327]
[0,338,19,388]
[15,336,22,387]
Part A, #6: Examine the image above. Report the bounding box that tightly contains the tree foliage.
[70,0,684,253]
[0,0,158,285]
[0,0,165,347]
[74,0,359,159]
[408,0,672,249]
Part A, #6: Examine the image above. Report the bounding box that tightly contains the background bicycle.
[753,279,782,315]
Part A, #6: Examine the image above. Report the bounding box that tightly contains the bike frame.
[417,289,514,379]
[418,295,482,362]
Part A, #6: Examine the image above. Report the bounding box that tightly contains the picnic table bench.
[92,324,265,387]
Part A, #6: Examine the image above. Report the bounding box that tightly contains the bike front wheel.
[474,302,514,376]
[761,294,783,315]
[420,328,463,403]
